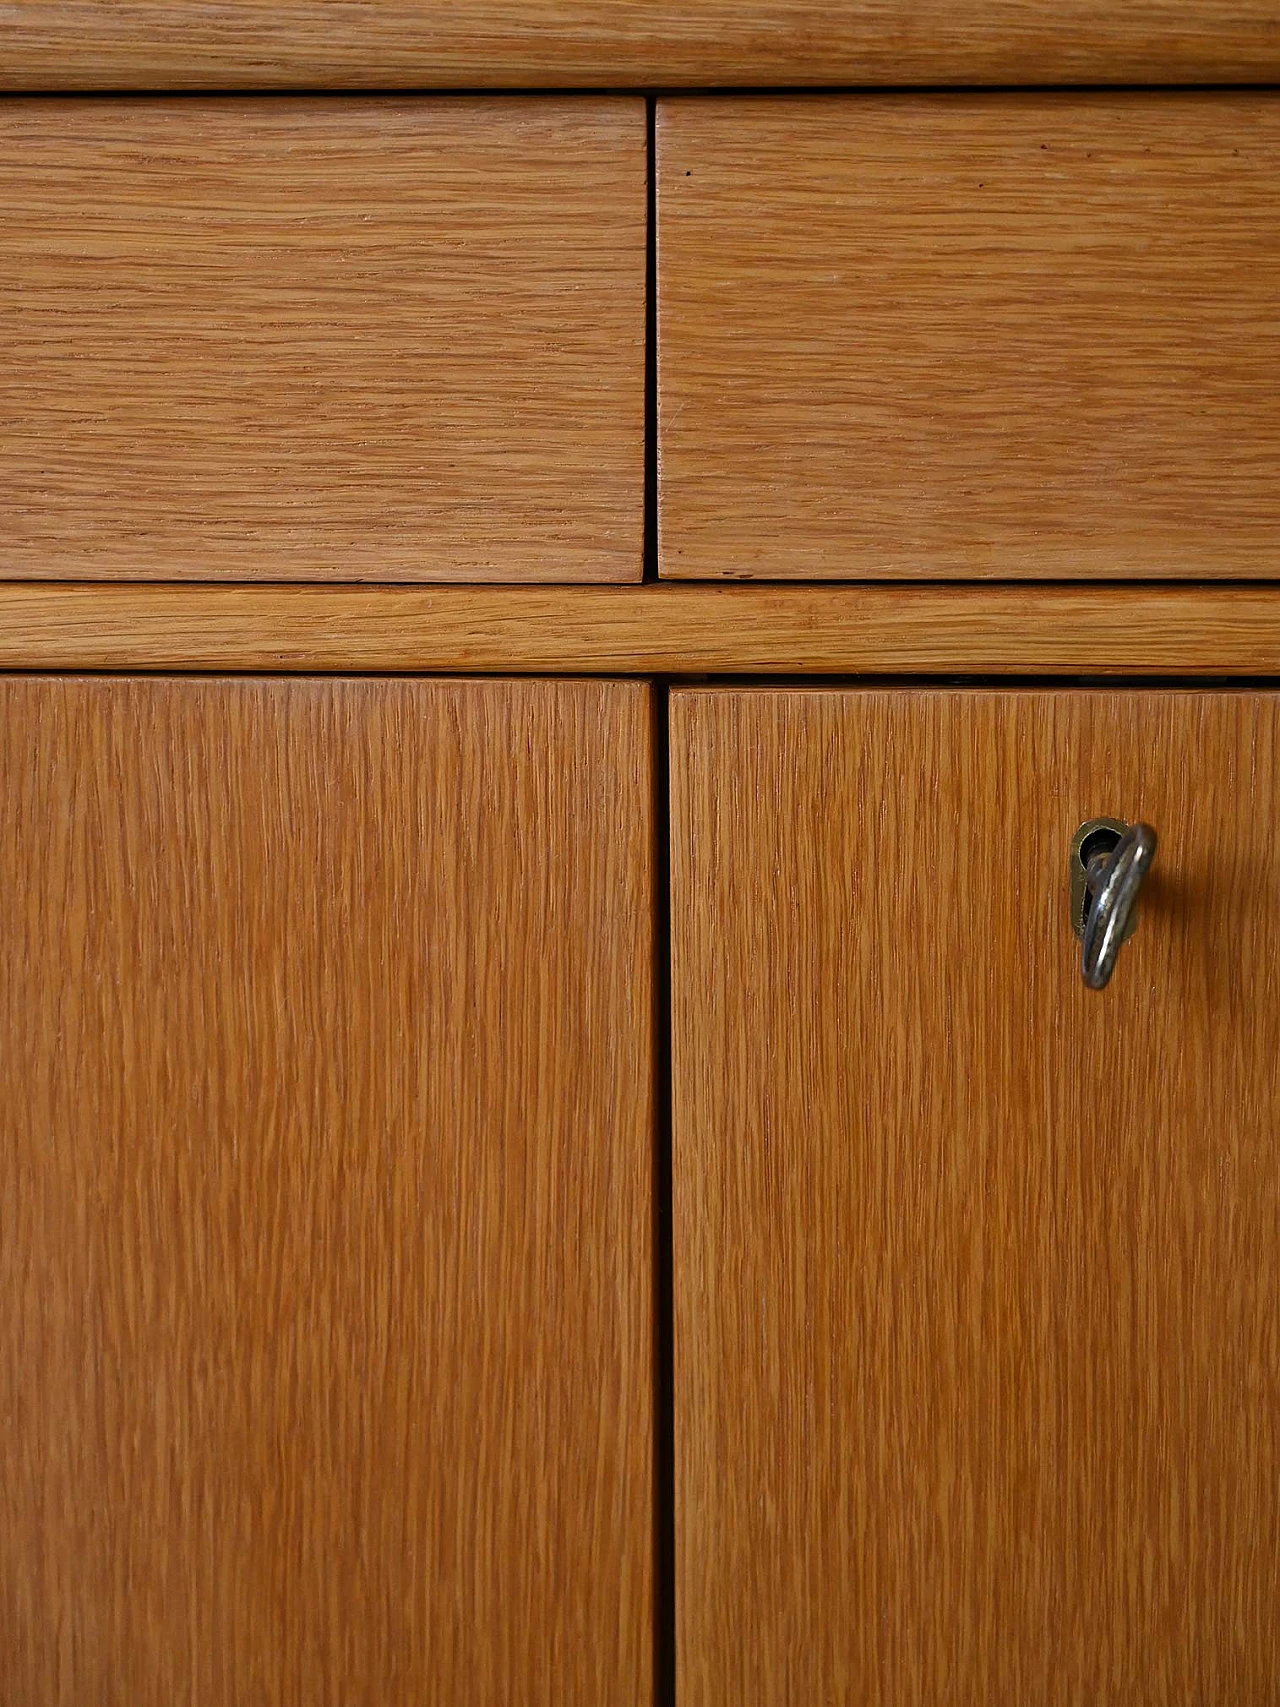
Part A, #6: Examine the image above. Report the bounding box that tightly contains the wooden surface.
[658,95,1280,580]
[0,677,653,1705]
[671,687,1280,1704]
[4,2,1280,87]
[0,98,644,583]
[5,583,1280,675]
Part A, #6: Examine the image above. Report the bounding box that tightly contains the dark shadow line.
[643,97,659,585]
[650,681,676,1705]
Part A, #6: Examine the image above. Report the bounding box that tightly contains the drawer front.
[0,98,644,582]
[658,96,1280,580]
[672,687,1280,1703]
[0,676,653,1704]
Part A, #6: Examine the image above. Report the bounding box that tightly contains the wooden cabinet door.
[0,676,653,1706]
[671,688,1280,1704]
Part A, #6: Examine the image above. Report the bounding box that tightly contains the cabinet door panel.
[0,676,653,1706]
[672,688,1280,1704]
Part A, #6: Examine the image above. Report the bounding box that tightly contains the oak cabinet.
[671,687,1280,1704]
[4,61,1280,1707]
[0,675,654,1705]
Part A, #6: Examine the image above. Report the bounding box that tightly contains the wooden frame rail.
[5,2,1279,89]
[3,584,1280,675]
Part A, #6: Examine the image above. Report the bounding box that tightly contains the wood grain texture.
[0,98,645,582]
[0,676,653,1705]
[671,687,1280,1705]
[4,2,1280,88]
[5,583,1280,675]
[658,95,1280,581]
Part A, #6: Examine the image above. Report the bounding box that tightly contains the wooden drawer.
[0,98,645,582]
[671,686,1280,1702]
[658,96,1280,580]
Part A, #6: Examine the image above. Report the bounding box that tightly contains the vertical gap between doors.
[651,680,676,1703]
[648,96,674,1698]
[643,96,659,584]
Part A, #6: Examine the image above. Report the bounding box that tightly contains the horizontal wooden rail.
[3,584,1280,676]
[3,3,1278,88]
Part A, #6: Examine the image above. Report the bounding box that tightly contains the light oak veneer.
[4,584,1280,675]
[3,1,1279,88]
[672,686,1280,1703]
[659,95,1280,580]
[0,98,645,583]
[0,675,654,1706]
